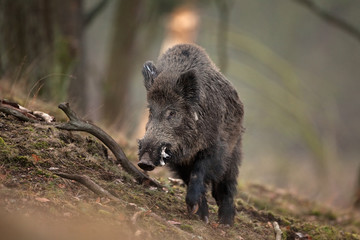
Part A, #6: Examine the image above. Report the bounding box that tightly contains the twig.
[83,0,109,27]
[273,221,282,240]
[56,102,163,189]
[54,172,122,202]
[294,0,360,42]
[148,212,195,239]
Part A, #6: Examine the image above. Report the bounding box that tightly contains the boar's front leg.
[185,160,209,223]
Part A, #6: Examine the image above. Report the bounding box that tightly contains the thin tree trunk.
[355,166,360,209]
[54,0,87,113]
[103,0,144,128]
[0,0,54,86]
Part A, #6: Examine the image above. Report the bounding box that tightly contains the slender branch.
[56,102,163,189]
[354,165,360,208]
[148,212,195,238]
[294,0,360,42]
[83,0,109,27]
[55,172,122,202]
[214,0,233,73]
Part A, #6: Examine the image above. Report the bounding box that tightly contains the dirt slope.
[0,113,359,240]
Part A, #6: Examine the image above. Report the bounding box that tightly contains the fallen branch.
[0,100,37,122]
[54,172,122,202]
[273,221,282,240]
[56,102,163,189]
[56,170,194,238]
[0,99,54,123]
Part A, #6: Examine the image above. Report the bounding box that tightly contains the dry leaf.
[63,212,72,217]
[117,213,127,221]
[135,230,142,237]
[210,222,219,228]
[32,154,40,163]
[167,220,181,225]
[35,197,50,203]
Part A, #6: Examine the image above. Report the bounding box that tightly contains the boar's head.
[138,61,200,171]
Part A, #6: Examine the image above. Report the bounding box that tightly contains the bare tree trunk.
[0,0,54,86]
[0,0,86,107]
[103,0,144,128]
[355,166,360,209]
[54,0,86,113]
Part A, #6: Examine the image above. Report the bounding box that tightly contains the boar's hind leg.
[212,167,238,226]
[212,179,237,225]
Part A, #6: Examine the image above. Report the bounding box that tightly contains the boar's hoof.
[203,216,209,224]
[187,203,199,214]
[138,153,155,171]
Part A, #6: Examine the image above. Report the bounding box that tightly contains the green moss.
[10,156,32,167]
[33,141,49,150]
[282,230,288,239]
[180,224,193,233]
[297,223,348,240]
[310,209,321,216]
[0,137,7,147]
[98,209,112,216]
[310,208,337,221]
[36,169,52,177]
[252,198,269,210]
[236,213,253,226]
[25,127,35,132]
[324,211,337,221]
[0,137,11,157]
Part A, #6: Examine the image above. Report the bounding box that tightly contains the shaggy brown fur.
[138,44,244,225]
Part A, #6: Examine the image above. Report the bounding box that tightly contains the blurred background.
[0,0,359,209]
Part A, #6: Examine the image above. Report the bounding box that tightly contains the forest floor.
[1,110,360,240]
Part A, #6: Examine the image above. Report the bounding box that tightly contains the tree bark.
[0,0,54,84]
[103,0,144,128]
[355,166,360,209]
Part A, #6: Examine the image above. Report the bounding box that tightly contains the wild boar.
[138,43,244,225]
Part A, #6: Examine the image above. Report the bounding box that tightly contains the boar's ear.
[142,61,158,90]
[176,69,199,103]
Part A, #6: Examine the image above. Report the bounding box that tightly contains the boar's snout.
[138,152,155,171]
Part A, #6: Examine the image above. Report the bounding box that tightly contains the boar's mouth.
[138,152,155,171]
[138,146,172,171]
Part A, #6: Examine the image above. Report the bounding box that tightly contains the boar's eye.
[166,110,176,120]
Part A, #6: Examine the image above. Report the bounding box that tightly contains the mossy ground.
[0,114,359,240]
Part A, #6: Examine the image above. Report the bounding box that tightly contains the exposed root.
[273,221,282,240]
[54,172,122,203]
[56,102,163,189]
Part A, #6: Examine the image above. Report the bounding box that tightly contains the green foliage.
[33,141,49,150]
[179,224,194,233]
[0,137,6,147]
